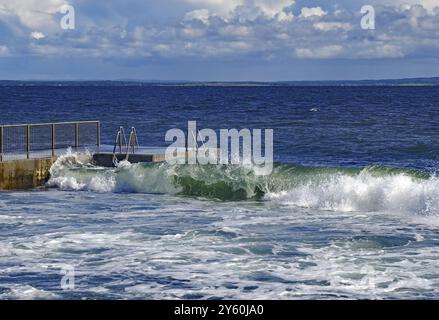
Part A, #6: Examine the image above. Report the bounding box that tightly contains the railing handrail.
[0,120,99,128]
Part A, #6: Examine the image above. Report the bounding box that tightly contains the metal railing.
[112,126,139,164]
[0,121,100,161]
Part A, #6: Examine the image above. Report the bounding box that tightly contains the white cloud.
[378,44,404,58]
[184,9,211,24]
[276,10,294,22]
[0,45,10,56]
[358,44,405,59]
[218,25,251,37]
[380,0,439,11]
[180,27,206,38]
[250,0,294,17]
[1,0,439,63]
[184,0,243,16]
[313,22,353,32]
[30,31,46,40]
[300,7,327,18]
[0,0,67,31]
[184,0,294,18]
[295,45,343,59]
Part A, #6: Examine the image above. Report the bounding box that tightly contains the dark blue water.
[2,84,439,169]
[2,83,439,299]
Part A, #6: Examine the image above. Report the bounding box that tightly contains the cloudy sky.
[0,0,439,81]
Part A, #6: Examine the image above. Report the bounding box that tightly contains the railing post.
[97,121,101,147]
[0,126,3,162]
[52,123,55,157]
[119,128,123,154]
[75,123,79,149]
[26,125,30,159]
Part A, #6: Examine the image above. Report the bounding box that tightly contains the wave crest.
[47,151,439,214]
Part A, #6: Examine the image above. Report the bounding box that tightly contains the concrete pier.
[0,146,170,190]
[93,153,156,167]
[0,148,169,190]
[0,117,198,190]
[0,157,56,190]
[92,147,196,167]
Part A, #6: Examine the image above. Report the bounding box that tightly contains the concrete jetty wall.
[0,157,57,190]
[0,149,196,190]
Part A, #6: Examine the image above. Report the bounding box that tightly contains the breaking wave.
[47,150,439,215]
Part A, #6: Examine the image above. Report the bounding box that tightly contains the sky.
[0,0,439,81]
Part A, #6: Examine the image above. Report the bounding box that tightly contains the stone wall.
[0,157,56,190]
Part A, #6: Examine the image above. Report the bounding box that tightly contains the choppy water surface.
[1,84,439,299]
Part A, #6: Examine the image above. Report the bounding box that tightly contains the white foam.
[48,150,180,194]
[2,187,439,299]
[266,172,439,215]
[2,285,59,300]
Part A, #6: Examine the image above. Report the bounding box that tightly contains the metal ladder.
[125,127,139,161]
[112,126,139,164]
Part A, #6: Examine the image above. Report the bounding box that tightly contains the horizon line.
[1,76,439,83]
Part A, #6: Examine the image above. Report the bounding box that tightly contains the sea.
[1,82,439,299]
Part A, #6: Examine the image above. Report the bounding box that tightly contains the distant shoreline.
[1,77,439,87]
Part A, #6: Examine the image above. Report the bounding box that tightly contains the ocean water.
[2,84,439,299]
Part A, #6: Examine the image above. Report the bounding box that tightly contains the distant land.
[1,77,439,86]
